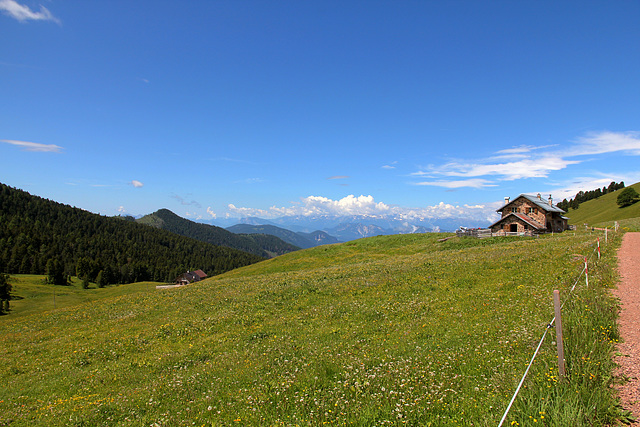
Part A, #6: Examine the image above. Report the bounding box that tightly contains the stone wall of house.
[502,197,546,226]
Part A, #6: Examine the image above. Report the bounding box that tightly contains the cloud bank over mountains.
[225,194,499,223]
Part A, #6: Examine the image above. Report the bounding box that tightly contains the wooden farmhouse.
[489,194,568,235]
[174,269,208,286]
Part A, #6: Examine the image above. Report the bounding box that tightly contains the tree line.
[556,181,625,212]
[0,183,264,286]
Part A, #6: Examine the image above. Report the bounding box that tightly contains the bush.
[617,187,639,207]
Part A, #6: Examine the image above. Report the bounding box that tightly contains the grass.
[0,231,625,426]
[596,217,640,232]
[567,182,640,227]
[3,275,160,319]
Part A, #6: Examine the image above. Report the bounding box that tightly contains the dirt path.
[615,232,640,421]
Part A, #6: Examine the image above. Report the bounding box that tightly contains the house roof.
[489,212,546,230]
[497,194,565,214]
[192,269,207,279]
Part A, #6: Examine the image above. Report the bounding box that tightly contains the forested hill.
[137,209,300,258]
[0,183,264,284]
[227,224,324,248]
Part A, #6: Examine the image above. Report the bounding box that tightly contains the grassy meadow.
[3,275,160,319]
[0,231,624,426]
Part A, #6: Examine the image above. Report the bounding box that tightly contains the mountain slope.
[296,230,340,245]
[137,209,299,258]
[227,224,316,248]
[0,183,263,283]
[566,182,640,226]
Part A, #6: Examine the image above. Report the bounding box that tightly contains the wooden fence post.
[553,290,566,378]
[597,238,601,260]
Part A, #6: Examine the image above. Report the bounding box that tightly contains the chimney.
[504,197,510,205]
[537,193,542,200]
[548,195,553,206]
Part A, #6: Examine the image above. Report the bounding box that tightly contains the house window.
[528,207,537,214]
[511,207,518,213]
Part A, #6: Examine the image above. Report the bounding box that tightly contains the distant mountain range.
[226,224,339,249]
[205,213,491,242]
[137,209,299,258]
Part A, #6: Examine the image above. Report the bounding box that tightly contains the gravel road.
[614,232,640,421]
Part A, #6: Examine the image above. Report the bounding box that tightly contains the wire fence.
[496,234,606,427]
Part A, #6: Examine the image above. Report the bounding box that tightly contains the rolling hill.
[0,183,264,283]
[137,209,300,258]
[565,181,640,227]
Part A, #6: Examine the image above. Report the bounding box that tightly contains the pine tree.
[0,273,11,314]
[46,259,67,286]
[97,270,108,288]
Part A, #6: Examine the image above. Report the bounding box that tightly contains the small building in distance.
[489,194,568,235]
[174,269,208,286]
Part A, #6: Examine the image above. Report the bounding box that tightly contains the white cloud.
[414,178,495,189]
[570,131,640,156]
[0,0,60,24]
[2,139,62,152]
[328,175,349,180]
[184,211,203,220]
[130,180,144,188]
[430,156,579,180]
[117,206,126,213]
[206,207,217,218]
[227,194,499,223]
[412,131,640,188]
[382,161,398,169]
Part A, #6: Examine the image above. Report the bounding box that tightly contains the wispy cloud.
[206,207,216,218]
[411,131,640,188]
[327,175,349,180]
[2,139,63,152]
[130,180,144,188]
[570,131,640,156]
[382,161,398,169]
[0,0,61,24]
[234,178,264,184]
[425,156,579,180]
[171,194,201,208]
[215,156,259,165]
[414,178,496,189]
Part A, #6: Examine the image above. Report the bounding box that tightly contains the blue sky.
[2,0,640,223]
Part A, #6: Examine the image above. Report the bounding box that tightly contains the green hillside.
[137,209,300,258]
[0,231,624,426]
[0,183,264,283]
[566,181,640,228]
[227,223,317,248]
